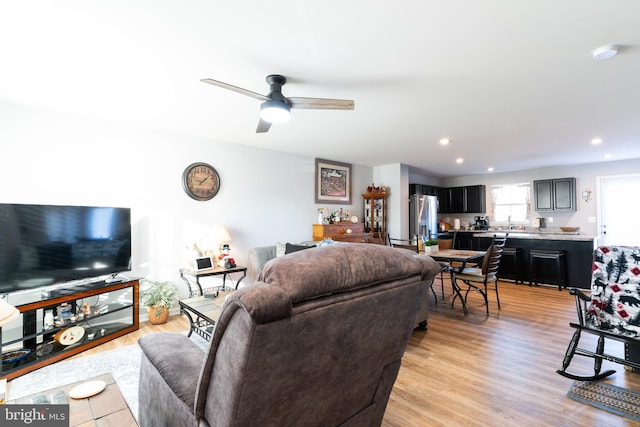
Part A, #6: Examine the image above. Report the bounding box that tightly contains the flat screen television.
[0,203,131,293]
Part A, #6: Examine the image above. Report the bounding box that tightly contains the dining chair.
[435,231,457,299]
[387,234,439,301]
[387,234,419,252]
[451,233,507,315]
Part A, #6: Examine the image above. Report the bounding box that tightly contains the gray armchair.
[138,243,440,427]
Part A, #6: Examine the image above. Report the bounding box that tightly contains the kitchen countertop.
[472,231,601,242]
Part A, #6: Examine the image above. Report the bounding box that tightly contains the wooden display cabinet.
[362,192,387,245]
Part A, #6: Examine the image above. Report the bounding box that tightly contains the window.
[491,183,530,223]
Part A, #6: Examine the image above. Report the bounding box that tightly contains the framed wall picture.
[315,158,351,204]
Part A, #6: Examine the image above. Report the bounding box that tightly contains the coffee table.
[179,291,232,341]
[8,372,136,426]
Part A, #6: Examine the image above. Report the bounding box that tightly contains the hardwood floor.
[66,280,640,426]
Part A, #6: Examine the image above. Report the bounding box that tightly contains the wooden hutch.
[362,190,387,245]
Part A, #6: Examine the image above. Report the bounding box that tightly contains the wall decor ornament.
[315,158,351,204]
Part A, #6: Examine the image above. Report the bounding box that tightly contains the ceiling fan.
[201,74,355,133]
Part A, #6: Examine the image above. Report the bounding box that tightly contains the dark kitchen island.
[472,231,600,289]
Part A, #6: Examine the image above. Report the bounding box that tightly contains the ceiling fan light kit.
[260,99,291,123]
[201,74,354,133]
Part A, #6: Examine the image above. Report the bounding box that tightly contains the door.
[598,174,640,246]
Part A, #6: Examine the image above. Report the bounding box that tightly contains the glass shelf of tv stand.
[1,279,139,380]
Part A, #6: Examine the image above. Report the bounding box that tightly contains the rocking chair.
[557,246,640,381]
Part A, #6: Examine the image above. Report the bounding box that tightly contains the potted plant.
[140,279,178,325]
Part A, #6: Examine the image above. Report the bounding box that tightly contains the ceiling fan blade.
[201,78,269,102]
[256,118,272,133]
[288,97,355,110]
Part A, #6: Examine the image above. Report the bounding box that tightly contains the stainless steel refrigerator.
[409,195,438,240]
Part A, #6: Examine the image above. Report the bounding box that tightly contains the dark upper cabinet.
[464,185,486,213]
[449,187,465,213]
[423,185,439,196]
[534,178,576,211]
[409,184,439,197]
[448,185,486,213]
[409,184,485,213]
[409,184,424,196]
[437,187,450,213]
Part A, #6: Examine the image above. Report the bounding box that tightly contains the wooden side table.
[179,266,247,297]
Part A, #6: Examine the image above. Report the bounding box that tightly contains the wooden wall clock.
[182,162,220,201]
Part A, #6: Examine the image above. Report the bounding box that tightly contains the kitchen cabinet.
[453,231,475,250]
[449,187,465,213]
[447,185,486,214]
[437,187,449,213]
[423,185,439,196]
[534,178,576,212]
[409,183,423,196]
[409,184,485,214]
[472,233,594,289]
[465,185,486,213]
[409,184,439,196]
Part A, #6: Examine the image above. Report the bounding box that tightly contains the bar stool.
[499,247,522,284]
[529,249,566,290]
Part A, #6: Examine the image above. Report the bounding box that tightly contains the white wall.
[0,103,373,297]
[372,163,408,239]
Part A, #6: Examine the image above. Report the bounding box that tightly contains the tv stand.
[0,278,139,381]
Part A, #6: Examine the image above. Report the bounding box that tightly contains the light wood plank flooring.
[66,280,640,426]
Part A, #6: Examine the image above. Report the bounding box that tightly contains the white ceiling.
[1,1,639,177]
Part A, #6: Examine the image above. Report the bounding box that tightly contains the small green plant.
[140,279,177,311]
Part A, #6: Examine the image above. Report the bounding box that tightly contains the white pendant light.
[592,44,619,61]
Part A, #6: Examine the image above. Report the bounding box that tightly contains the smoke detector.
[592,44,619,61]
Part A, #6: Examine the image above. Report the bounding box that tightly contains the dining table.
[421,249,486,313]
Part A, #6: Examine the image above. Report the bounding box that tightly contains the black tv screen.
[0,203,131,293]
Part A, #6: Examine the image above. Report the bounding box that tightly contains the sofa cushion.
[284,243,315,254]
[276,241,316,257]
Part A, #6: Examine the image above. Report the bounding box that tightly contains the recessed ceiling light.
[439,138,451,145]
[488,167,494,172]
[592,44,619,61]
[456,158,464,164]
[591,138,603,145]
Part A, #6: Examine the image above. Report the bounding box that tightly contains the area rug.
[8,333,209,422]
[568,380,640,422]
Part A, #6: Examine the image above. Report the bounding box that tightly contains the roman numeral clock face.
[182,162,221,201]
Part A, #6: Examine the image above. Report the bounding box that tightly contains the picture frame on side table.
[315,158,351,204]
[196,257,214,270]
